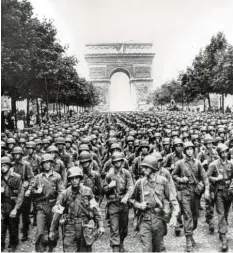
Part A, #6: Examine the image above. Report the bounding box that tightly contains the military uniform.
[32,170,64,252]
[53,158,67,187]
[131,174,179,252]
[1,169,24,250]
[50,184,103,252]
[103,167,133,251]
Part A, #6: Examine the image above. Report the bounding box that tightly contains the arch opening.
[109,72,136,111]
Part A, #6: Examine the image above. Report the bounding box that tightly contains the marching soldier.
[130,155,179,252]
[1,156,24,252]
[49,166,105,252]
[207,144,233,252]
[172,141,210,252]
[103,152,134,252]
[32,154,64,252]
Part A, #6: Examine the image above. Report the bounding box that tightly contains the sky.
[29,0,233,88]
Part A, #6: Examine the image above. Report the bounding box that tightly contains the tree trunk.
[26,96,30,127]
[53,103,55,113]
[44,77,49,119]
[207,94,211,110]
[36,98,40,125]
[58,102,61,119]
[222,93,225,113]
[11,93,17,129]
[40,101,43,116]
[203,98,206,111]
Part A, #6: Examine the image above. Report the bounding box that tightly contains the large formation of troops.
[1,110,233,252]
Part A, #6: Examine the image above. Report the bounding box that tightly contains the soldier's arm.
[95,173,104,203]
[60,161,67,187]
[124,159,129,170]
[14,177,25,211]
[124,170,134,201]
[130,179,142,209]
[163,154,171,170]
[89,192,104,228]
[207,162,218,183]
[26,163,35,191]
[56,174,65,202]
[131,158,138,178]
[103,174,111,192]
[198,160,209,190]
[66,153,74,169]
[171,161,184,183]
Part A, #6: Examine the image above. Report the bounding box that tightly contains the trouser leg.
[140,220,152,252]
[216,191,228,235]
[181,192,193,235]
[63,223,79,252]
[35,209,47,252]
[205,196,214,225]
[192,194,200,231]
[9,214,20,247]
[21,197,31,236]
[151,217,165,252]
[109,210,120,247]
[1,213,9,249]
[119,203,129,243]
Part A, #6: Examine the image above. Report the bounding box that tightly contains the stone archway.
[84,42,155,110]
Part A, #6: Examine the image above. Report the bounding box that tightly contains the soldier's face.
[128,141,133,147]
[175,144,183,153]
[220,150,228,159]
[143,166,153,176]
[27,148,34,155]
[36,144,42,151]
[193,140,199,146]
[65,142,71,148]
[92,139,97,145]
[1,164,10,174]
[19,143,25,149]
[43,161,51,171]
[185,147,194,157]
[13,154,21,160]
[141,147,149,155]
[81,161,91,169]
[206,143,213,149]
[8,144,14,150]
[113,160,123,169]
[71,176,81,188]
[164,144,169,151]
[50,152,56,160]
[58,144,64,150]
[43,144,49,150]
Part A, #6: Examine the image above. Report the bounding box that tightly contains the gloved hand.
[9,209,17,218]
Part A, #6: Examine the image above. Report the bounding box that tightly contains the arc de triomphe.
[84,42,155,110]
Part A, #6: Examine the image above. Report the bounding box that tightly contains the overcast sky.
[29,0,233,87]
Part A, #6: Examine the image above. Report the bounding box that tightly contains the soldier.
[132,140,150,181]
[79,150,103,204]
[49,166,105,252]
[130,155,179,252]
[18,138,27,156]
[65,137,78,163]
[160,138,172,158]
[11,146,35,242]
[35,139,45,158]
[197,135,218,232]
[103,152,134,252]
[123,135,135,160]
[47,145,67,187]
[1,156,24,252]
[55,137,74,169]
[23,141,41,226]
[6,137,16,154]
[31,154,64,252]
[207,144,233,252]
[172,142,210,252]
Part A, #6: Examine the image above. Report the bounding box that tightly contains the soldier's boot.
[175,226,181,236]
[112,245,120,252]
[161,238,166,251]
[185,235,194,253]
[190,235,196,247]
[220,234,228,252]
[209,222,215,234]
[119,242,125,252]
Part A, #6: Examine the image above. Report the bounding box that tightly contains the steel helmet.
[79,151,92,163]
[204,135,214,145]
[78,144,90,152]
[41,154,54,164]
[65,137,72,143]
[35,139,43,145]
[216,144,229,155]
[67,166,84,179]
[141,155,159,171]
[134,139,140,147]
[139,140,150,149]
[26,141,36,149]
[1,156,12,165]
[191,134,199,142]
[154,132,161,138]
[152,152,163,162]
[55,137,65,145]
[162,138,170,145]
[12,146,24,155]
[46,145,58,153]
[214,136,223,143]
[126,136,134,143]
[19,138,26,143]
[6,138,16,145]
[173,138,183,147]
[183,141,195,152]
[110,143,122,152]
[42,138,50,144]
[111,152,124,163]
[171,131,179,137]
[218,128,225,134]
[1,141,6,149]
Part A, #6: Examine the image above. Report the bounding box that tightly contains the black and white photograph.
[1,0,233,252]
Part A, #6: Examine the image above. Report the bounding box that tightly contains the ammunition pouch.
[82,219,98,246]
[194,181,205,196]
